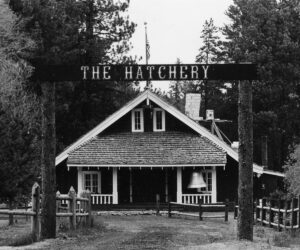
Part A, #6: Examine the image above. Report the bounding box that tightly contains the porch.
[75,166,219,206]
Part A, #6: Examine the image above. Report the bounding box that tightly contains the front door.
[132,169,164,203]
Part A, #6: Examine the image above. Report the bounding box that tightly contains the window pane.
[135,111,141,130]
[207,172,212,191]
[156,111,162,130]
[200,172,212,192]
[85,173,99,193]
[85,174,91,189]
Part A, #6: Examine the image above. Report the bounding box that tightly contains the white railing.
[91,194,113,205]
[182,193,212,204]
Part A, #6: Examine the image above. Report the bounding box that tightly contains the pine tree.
[196,18,222,64]
[0,0,40,225]
[196,18,224,117]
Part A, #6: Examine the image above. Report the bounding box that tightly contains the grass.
[8,232,35,247]
[272,232,290,248]
[0,216,33,247]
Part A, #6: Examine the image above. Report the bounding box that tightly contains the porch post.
[112,167,118,204]
[129,169,133,203]
[165,169,168,202]
[77,167,83,195]
[176,167,182,203]
[212,167,217,203]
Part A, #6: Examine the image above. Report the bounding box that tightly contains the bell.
[188,172,207,189]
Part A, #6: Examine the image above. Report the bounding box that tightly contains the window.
[84,172,101,193]
[132,109,144,132]
[153,108,165,131]
[201,171,212,192]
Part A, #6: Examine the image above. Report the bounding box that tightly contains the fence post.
[56,191,61,228]
[68,186,76,230]
[80,191,86,227]
[86,190,92,227]
[168,202,171,218]
[261,198,264,226]
[268,198,272,228]
[199,198,203,221]
[31,182,40,241]
[255,199,259,224]
[225,199,229,222]
[284,200,288,231]
[234,200,237,219]
[298,196,300,231]
[277,199,281,232]
[156,194,160,215]
[8,200,14,226]
[291,198,295,237]
[56,191,61,213]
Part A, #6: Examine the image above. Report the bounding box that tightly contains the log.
[68,186,77,230]
[225,199,229,222]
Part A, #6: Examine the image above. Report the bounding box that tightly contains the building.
[55,90,283,206]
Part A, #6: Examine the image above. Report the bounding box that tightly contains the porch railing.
[91,194,113,205]
[182,193,212,204]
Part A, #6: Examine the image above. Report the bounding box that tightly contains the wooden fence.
[0,183,92,241]
[234,196,300,234]
[167,199,229,222]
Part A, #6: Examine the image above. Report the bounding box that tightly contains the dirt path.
[1,214,299,249]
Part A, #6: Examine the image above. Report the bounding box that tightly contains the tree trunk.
[238,80,253,241]
[40,81,56,239]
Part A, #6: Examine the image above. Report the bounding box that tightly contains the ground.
[0,213,299,249]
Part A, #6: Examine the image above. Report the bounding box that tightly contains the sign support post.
[237,80,253,240]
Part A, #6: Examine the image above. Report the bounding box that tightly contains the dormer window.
[131,109,144,132]
[153,108,165,131]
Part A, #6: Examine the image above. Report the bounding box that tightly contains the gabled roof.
[67,131,226,166]
[55,90,284,177]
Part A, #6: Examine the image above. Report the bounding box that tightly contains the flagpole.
[145,22,148,65]
[144,22,150,89]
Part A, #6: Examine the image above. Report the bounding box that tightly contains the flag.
[146,36,150,61]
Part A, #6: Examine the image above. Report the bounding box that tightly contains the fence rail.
[234,196,300,234]
[167,199,229,222]
[0,183,92,241]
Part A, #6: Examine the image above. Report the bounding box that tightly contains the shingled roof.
[67,131,226,166]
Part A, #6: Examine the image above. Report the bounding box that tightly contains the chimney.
[261,136,268,169]
[185,93,202,120]
[231,141,239,152]
[206,109,215,120]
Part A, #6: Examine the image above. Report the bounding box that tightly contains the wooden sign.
[32,64,258,81]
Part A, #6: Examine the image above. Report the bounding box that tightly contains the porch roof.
[67,131,226,166]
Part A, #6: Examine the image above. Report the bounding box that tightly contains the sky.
[127,0,233,90]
